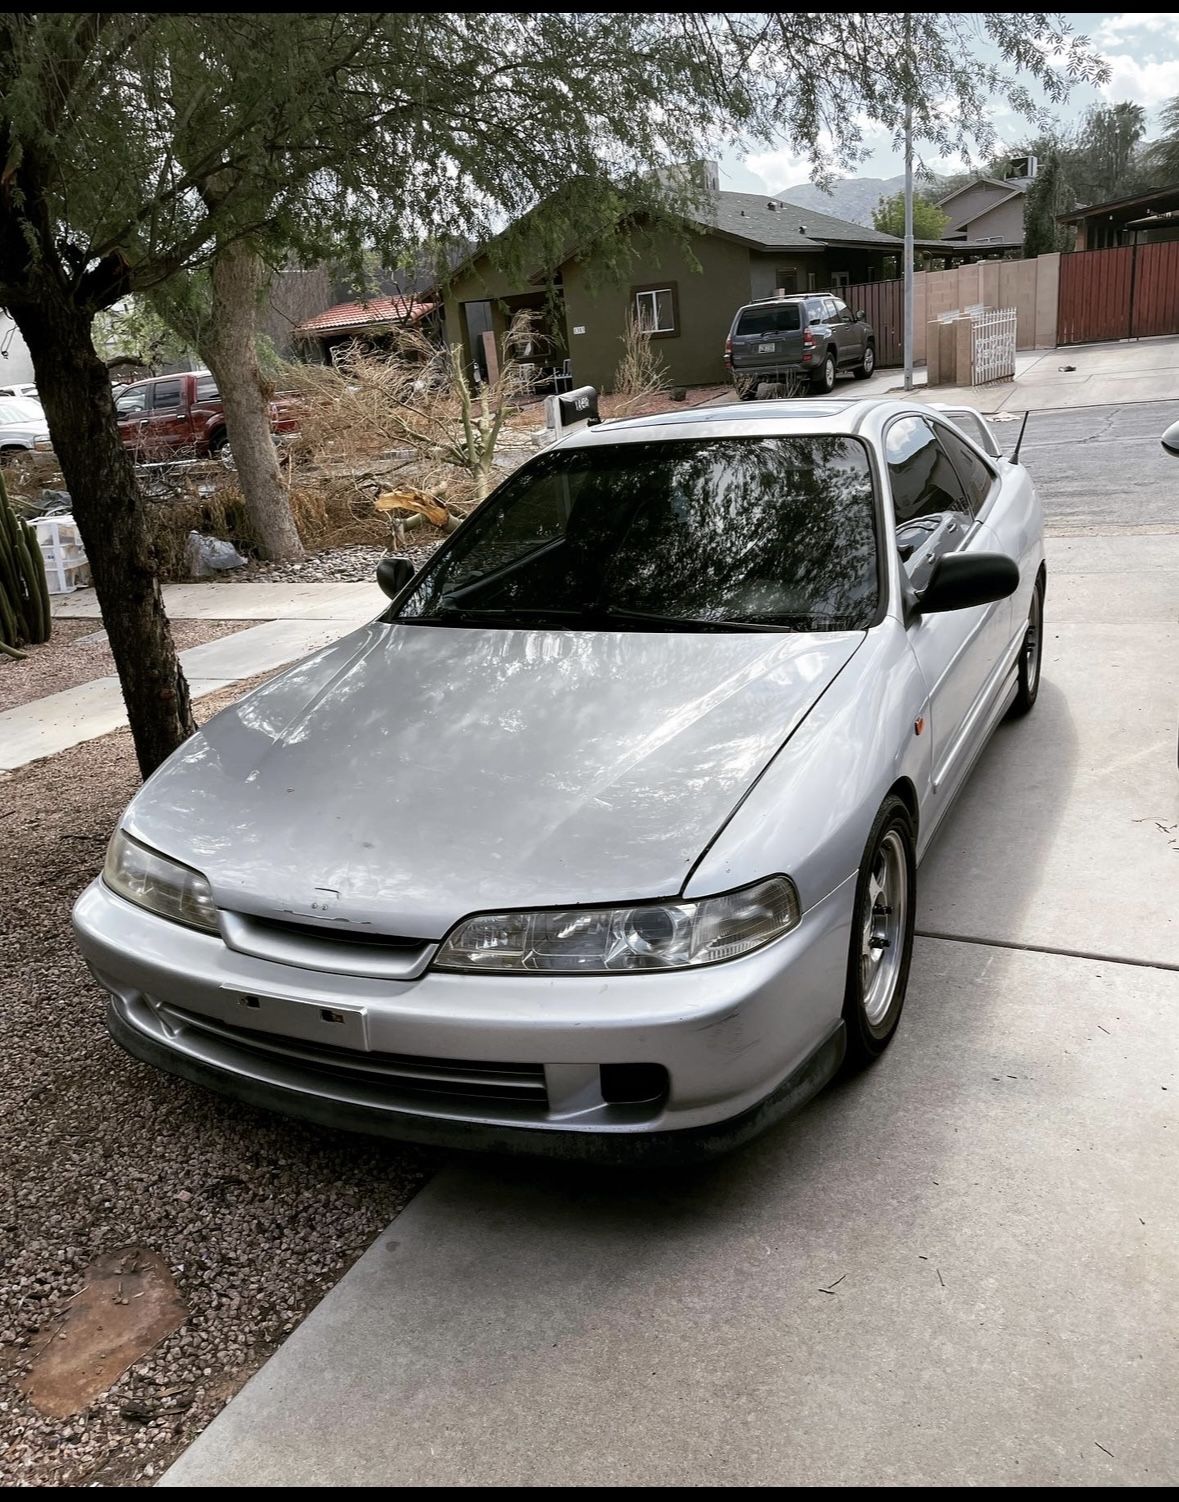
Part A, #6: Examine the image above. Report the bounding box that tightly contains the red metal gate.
[1132,241,1179,338]
[842,277,903,366]
[1058,242,1179,345]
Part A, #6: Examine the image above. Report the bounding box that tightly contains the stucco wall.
[562,233,755,390]
[963,195,1024,245]
[940,181,1010,233]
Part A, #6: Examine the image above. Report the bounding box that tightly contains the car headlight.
[434,877,800,974]
[32,438,54,452]
[102,829,218,933]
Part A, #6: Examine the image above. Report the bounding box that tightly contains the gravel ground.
[0,683,435,1487]
[0,620,252,715]
[229,540,441,586]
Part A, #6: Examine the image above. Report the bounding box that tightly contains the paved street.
[160,399,1179,1485]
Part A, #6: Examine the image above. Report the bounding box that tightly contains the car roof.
[560,397,954,448]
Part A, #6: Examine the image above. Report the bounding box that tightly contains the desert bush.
[611,311,669,415]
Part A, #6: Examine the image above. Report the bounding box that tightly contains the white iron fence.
[969,307,1017,386]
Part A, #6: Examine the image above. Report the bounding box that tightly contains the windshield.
[393,435,880,632]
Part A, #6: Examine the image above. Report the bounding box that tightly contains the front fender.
[684,621,930,912]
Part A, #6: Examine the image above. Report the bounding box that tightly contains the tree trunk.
[200,242,304,562]
[12,291,197,777]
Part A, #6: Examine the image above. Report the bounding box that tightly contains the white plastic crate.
[32,514,91,595]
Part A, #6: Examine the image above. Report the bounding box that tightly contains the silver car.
[73,397,1044,1160]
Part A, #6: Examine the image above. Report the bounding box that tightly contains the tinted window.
[151,379,183,412]
[886,416,972,525]
[940,409,999,458]
[821,296,840,322]
[396,437,879,632]
[935,423,995,513]
[735,304,802,336]
[195,375,220,402]
[832,298,852,323]
[806,299,828,323]
[115,385,149,416]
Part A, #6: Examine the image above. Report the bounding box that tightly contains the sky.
[722,12,1179,193]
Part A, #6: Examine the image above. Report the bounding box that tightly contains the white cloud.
[741,147,817,194]
[1091,13,1174,49]
[1100,52,1179,105]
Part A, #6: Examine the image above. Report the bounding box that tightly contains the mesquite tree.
[0,12,1106,777]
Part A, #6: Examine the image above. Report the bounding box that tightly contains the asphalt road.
[995,398,1179,534]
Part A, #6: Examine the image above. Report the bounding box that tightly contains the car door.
[114,382,151,457]
[831,297,864,364]
[138,377,190,455]
[886,413,1005,797]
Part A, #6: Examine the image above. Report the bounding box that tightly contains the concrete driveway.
[161,446,1179,1483]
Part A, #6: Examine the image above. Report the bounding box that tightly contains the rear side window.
[885,416,973,524]
[735,304,802,336]
[151,379,183,412]
[195,375,220,402]
[806,298,828,324]
[936,423,996,513]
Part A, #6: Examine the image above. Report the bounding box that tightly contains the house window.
[632,283,678,338]
[806,271,817,292]
[831,271,850,291]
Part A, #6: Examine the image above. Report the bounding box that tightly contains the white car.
[0,382,40,402]
[0,396,52,459]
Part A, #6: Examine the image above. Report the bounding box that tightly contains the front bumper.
[73,875,855,1158]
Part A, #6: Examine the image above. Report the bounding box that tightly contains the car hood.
[126,621,863,938]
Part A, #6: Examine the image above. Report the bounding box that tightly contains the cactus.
[0,470,52,656]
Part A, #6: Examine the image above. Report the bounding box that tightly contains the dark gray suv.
[724,293,876,398]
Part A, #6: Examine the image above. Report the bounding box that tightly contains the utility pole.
[903,11,915,392]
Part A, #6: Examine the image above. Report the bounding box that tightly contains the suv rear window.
[735,304,802,336]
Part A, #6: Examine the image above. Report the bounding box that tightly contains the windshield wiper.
[600,606,783,633]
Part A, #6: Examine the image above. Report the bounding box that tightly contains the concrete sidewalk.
[1,583,379,771]
[161,534,1179,1488]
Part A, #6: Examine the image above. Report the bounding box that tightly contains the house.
[292,293,442,365]
[1056,183,1179,250]
[441,171,904,391]
[936,172,1031,252]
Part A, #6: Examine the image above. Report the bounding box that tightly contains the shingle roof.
[699,191,903,251]
[294,295,436,336]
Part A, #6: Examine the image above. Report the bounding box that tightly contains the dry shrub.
[145,486,261,579]
[611,312,669,415]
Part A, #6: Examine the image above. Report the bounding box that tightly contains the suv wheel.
[809,351,836,394]
[853,342,876,380]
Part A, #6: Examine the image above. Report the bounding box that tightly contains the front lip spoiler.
[105,1000,846,1167]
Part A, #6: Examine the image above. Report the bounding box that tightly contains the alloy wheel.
[860,829,909,1027]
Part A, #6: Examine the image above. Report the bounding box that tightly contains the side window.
[150,378,183,413]
[115,385,148,416]
[832,298,852,324]
[934,423,996,514]
[195,375,220,402]
[821,296,841,322]
[806,298,827,324]
[886,415,972,527]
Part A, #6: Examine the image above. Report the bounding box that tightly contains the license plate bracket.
[758,342,776,353]
[219,987,369,1049]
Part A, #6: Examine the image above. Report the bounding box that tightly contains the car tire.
[842,795,917,1067]
[853,342,876,380]
[735,379,759,402]
[809,352,836,394]
[1008,574,1044,718]
[209,430,235,469]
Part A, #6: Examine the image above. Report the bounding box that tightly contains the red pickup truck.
[113,370,301,460]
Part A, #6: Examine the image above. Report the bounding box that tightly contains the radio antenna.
[1011,410,1030,465]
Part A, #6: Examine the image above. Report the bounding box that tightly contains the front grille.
[162,1003,548,1106]
[243,914,424,951]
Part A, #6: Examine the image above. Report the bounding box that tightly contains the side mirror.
[855,308,867,322]
[918,551,1019,614]
[1163,419,1179,456]
[376,556,415,600]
